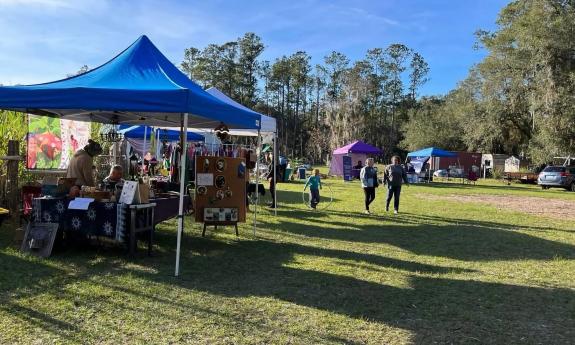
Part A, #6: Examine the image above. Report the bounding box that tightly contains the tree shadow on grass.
[116,236,575,344]
[2,223,574,344]
[0,251,88,343]
[416,181,575,195]
[274,189,342,206]
[259,214,575,261]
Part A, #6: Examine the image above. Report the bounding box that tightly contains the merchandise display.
[195,156,246,223]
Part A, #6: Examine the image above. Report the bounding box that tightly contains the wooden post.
[7,140,19,223]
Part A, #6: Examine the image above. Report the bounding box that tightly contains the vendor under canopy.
[0,35,264,275]
[66,139,103,187]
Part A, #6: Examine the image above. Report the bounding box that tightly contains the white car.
[433,169,449,177]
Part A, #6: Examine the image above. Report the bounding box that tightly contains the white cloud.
[0,0,74,7]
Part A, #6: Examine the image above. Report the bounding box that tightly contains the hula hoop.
[302,183,334,211]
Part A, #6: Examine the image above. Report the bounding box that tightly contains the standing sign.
[119,181,140,205]
[342,155,352,181]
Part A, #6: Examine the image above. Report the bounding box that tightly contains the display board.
[342,155,352,181]
[194,156,246,223]
[27,114,91,169]
[20,222,59,258]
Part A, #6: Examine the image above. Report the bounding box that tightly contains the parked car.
[537,166,575,191]
[433,169,449,177]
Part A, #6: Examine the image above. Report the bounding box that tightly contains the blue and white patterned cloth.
[33,197,122,240]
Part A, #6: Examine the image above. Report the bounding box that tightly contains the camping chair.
[21,185,42,224]
[466,171,478,185]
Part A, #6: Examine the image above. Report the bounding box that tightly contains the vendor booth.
[197,87,278,217]
[329,141,382,178]
[407,147,457,182]
[0,35,264,276]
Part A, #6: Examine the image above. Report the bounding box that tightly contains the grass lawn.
[1,176,574,344]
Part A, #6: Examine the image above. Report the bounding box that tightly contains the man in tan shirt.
[66,139,103,187]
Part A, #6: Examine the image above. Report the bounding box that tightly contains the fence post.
[7,140,20,223]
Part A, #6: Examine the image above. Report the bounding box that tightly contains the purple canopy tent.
[329,141,382,176]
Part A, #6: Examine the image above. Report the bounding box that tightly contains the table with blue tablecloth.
[32,195,189,244]
[33,197,121,239]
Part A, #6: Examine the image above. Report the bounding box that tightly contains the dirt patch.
[417,194,575,220]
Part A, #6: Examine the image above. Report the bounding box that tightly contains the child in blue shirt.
[304,169,322,209]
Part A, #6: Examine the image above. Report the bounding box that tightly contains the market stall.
[406,147,457,182]
[0,35,262,276]
[329,141,382,179]
[202,87,278,221]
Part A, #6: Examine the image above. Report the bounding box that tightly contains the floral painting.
[27,115,91,169]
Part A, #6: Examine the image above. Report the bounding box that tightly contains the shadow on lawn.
[2,205,574,344]
[2,225,575,343]
[266,209,575,261]
[122,236,574,344]
[274,188,342,206]
[0,251,84,342]
[417,181,574,195]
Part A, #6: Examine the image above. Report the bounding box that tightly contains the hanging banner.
[342,155,353,181]
[27,115,91,170]
[410,156,430,174]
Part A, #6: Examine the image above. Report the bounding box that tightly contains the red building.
[431,151,482,172]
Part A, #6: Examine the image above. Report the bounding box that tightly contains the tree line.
[180,33,429,163]
[2,0,572,166]
[181,0,575,165]
[402,0,575,164]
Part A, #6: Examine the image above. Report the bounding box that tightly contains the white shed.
[481,153,509,176]
[505,155,529,172]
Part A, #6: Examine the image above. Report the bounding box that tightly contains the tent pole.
[429,155,432,183]
[143,125,147,160]
[253,129,261,236]
[211,130,215,156]
[273,132,277,216]
[175,112,189,277]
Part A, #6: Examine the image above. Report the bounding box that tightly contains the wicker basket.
[81,191,111,202]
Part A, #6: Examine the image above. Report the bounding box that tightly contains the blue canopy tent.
[407,147,457,182]
[0,35,261,130]
[120,125,204,141]
[119,125,205,159]
[0,35,263,276]
[407,147,457,158]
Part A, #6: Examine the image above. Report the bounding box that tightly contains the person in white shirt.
[360,158,378,214]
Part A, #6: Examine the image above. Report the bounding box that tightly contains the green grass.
[1,176,574,344]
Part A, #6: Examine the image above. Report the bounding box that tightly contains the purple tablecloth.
[151,196,191,224]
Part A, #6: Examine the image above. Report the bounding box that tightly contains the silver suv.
[538,166,575,191]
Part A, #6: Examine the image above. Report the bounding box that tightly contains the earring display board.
[195,156,246,223]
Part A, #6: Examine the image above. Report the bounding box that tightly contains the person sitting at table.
[66,139,103,187]
[354,160,363,170]
[103,165,125,189]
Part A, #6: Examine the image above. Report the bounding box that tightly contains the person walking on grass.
[304,169,322,209]
[360,158,378,214]
[384,155,409,214]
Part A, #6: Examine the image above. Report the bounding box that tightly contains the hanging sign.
[343,155,352,181]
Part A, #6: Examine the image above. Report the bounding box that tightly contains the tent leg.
[253,130,261,237]
[143,125,147,174]
[273,132,277,216]
[175,113,189,277]
[429,155,432,183]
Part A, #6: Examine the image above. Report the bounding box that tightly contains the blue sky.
[0,0,509,95]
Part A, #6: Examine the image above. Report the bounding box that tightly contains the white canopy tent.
[202,87,279,222]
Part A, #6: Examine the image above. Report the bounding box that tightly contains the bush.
[492,168,504,180]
